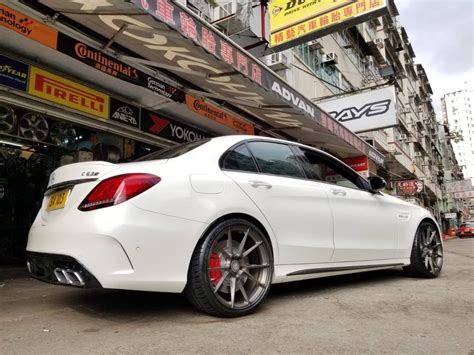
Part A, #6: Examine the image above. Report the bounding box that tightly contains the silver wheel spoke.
[428,231,436,245]
[214,244,232,259]
[227,229,233,255]
[243,269,265,288]
[431,243,441,250]
[237,228,250,257]
[213,271,230,294]
[242,241,263,258]
[237,279,249,305]
[230,276,236,309]
[424,256,429,269]
[428,257,434,272]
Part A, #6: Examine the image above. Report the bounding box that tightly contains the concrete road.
[1,239,473,354]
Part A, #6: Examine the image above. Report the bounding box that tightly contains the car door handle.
[249,180,272,189]
[331,189,347,196]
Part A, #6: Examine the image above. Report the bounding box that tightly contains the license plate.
[47,189,71,211]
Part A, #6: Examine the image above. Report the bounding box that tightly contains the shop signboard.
[37,0,385,166]
[185,95,255,135]
[109,98,140,129]
[446,179,473,193]
[454,191,474,199]
[0,3,58,49]
[444,212,457,219]
[396,180,424,196]
[28,66,109,119]
[269,0,387,50]
[318,86,397,133]
[141,109,209,144]
[342,155,369,177]
[0,54,29,92]
[56,33,185,102]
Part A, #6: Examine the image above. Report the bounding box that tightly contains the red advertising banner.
[396,180,424,196]
[342,156,369,172]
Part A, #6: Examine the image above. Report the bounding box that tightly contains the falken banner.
[269,0,387,50]
[318,86,397,133]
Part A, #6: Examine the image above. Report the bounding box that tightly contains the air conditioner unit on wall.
[398,134,408,141]
[414,152,422,157]
[322,53,338,65]
[375,38,384,49]
[268,52,290,70]
[307,40,322,50]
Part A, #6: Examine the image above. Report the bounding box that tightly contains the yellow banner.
[28,66,109,119]
[270,0,386,47]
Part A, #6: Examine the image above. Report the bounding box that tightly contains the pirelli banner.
[269,0,388,51]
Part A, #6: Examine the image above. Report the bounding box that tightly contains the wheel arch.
[198,212,277,261]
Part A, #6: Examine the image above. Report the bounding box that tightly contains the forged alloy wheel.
[405,222,443,278]
[186,218,273,317]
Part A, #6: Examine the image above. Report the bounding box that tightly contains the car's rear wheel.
[404,221,443,278]
[185,218,273,317]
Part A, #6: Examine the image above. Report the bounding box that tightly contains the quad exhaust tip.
[53,268,85,287]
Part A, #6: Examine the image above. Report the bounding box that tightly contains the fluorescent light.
[0,139,23,147]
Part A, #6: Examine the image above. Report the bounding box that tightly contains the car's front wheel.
[404,221,443,278]
[185,218,273,317]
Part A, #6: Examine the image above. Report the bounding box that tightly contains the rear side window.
[247,141,305,178]
[222,144,258,172]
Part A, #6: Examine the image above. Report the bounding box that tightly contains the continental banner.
[28,66,109,119]
[0,4,58,49]
[185,95,255,135]
[56,33,185,102]
[269,0,387,49]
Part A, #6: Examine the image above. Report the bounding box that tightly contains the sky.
[395,0,474,112]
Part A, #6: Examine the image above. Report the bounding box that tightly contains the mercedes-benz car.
[26,136,443,317]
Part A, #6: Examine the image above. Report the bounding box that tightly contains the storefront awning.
[35,0,384,165]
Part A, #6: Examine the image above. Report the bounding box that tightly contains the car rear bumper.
[27,202,208,293]
[27,252,102,288]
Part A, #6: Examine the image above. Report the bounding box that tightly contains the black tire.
[185,218,274,317]
[404,221,443,278]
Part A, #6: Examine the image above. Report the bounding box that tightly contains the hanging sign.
[396,180,424,196]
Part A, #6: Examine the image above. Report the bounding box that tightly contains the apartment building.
[442,89,474,183]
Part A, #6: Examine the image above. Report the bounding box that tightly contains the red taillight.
[78,173,161,211]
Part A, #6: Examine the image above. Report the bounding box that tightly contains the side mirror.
[368,176,386,192]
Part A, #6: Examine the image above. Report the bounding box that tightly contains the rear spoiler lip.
[45,178,98,196]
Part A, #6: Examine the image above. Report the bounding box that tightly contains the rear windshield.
[135,139,210,161]
[461,222,474,228]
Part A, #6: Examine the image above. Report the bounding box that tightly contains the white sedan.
[27,136,443,317]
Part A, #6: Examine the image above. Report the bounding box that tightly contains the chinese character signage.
[35,0,385,166]
[446,179,473,194]
[0,54,29,92]
[396,180,424,196]
[269,0,387,50]
[28,66,109,119]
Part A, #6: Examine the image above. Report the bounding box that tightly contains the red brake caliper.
[209,252,222,287]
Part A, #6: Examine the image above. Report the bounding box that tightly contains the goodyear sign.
[28,66,109,119]
[270,0,387,50]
